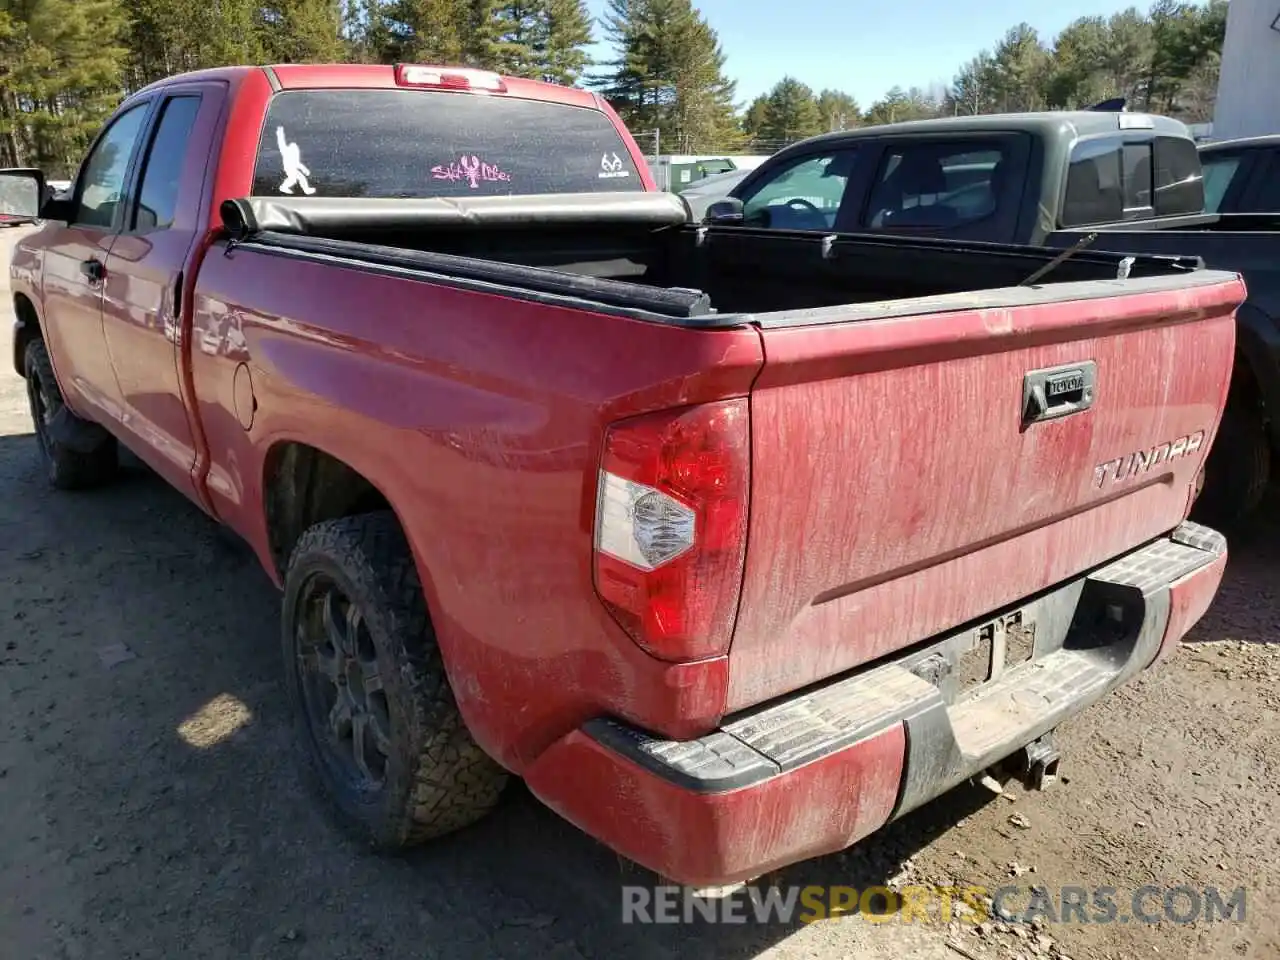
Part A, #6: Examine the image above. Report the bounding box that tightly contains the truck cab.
[711,111,1205,245]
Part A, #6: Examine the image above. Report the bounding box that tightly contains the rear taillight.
[593,400,750,662]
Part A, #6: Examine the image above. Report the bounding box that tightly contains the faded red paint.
[7,64,1245,885]
[731,281,1242,708]
[1152,551,1229,667]
[525,724,907,886]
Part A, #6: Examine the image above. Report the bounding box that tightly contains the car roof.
[1199,134,1280,153]
[131,64,601,110]
[773,111,1188,154]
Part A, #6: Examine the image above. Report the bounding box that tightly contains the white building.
[1212,0,1280,139]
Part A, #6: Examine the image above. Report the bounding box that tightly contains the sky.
[583,0,1149,107]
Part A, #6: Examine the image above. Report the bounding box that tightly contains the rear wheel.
[282,511,508,848]
[24,338,118,490]
[1192,401,1271,528]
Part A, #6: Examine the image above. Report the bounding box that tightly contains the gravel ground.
[1,226,1277,960]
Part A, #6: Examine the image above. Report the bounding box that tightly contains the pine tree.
[1099,8,1155,107]
[489,1,541,77]
[947,53,999,116]
[342,0,391,62]
[816,89,859,131]
[0,0,129,173]
[741,93,768,141]
[1147,0,1226,115]
[758,77,822,142]
[595,0,655,120]
[596,0,738,152]
[260,0,346,63]
[536,0,592,85]
[1043,16,1111,108]
[988,23,1049,112]
[864,85,939,125]
[377,0,471,63]
[125,0,263,89]
[666,4,739,151]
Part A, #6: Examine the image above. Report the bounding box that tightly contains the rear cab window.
[1062,134,1203,226]
[252,90,644,198]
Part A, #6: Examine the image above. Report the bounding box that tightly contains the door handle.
[1022,361,1096,426]
[80,258,105,284]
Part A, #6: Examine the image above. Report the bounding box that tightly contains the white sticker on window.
[599,152,630,179]
[276,126,316,196]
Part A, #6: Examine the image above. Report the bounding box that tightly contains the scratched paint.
[524,725,905,886]
[188,244,760,769]
[729,278,1241,709]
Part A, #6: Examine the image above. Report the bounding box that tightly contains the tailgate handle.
[1022,361,1096,426]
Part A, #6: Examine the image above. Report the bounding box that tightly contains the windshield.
[252,90,643,199]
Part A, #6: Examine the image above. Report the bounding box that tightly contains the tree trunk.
[0,89,25,167]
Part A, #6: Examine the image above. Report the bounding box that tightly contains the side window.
[133,96,202,231]
[1199,154,1241,213]
[73,104,150,229]
[739,151,856,231]
[1153,136,1203,215]
[864,144,1007,230]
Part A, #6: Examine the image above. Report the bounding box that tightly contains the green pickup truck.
[705,111,1280,524]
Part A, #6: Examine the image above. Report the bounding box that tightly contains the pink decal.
[431,155,513,189]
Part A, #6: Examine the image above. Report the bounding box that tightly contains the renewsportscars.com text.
[621,883,1247,926]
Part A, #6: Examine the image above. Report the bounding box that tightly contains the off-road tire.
[24,338,118,490]
[1193,402,1271,529]
[282,511,508,849]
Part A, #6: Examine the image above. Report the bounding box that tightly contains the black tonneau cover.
[218,193,1211,329]
[221,192,692,239]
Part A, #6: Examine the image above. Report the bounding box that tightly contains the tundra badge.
[1093,431,1206,489]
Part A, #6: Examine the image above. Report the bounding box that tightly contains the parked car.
[2,65,1240,887]
[1198,135,1280,213]
[704,112,1280,526]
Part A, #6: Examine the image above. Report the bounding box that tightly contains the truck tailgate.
[728,272,1244,709]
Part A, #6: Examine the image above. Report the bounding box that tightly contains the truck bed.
[223,194,1205,324]
[210,191,1242,719]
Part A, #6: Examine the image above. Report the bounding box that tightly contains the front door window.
[739,152,857,230]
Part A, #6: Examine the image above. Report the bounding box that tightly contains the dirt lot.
[1,226,1278,960]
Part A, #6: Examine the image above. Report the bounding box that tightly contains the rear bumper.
[525,522,1227,886]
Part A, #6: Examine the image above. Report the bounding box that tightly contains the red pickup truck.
[0,64,1242,886]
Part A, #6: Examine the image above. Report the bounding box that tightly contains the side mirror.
[0,168,47,223]
[704,197,745,225]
